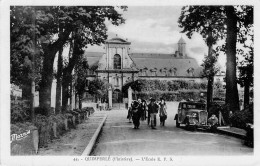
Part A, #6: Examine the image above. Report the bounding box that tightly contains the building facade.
[85,36,209,90]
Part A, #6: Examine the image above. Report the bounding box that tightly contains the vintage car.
[174,101,209,130]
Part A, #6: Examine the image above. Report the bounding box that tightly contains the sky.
[86,6,226,69]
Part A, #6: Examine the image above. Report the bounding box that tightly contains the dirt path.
[38,112,106,156]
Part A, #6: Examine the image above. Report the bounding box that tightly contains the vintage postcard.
[1,0,259,166]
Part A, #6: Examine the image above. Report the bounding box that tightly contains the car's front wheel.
[185,119,190,129]
[175,114,180,128]
[176,119,180,128]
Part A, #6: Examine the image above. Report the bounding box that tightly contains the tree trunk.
[207,76,214,111]
[39,48,56,115]
[75,93,78,109]
[62,75,70,113]
[225,6,240,112]
[22,82,31,100]
[206,29,214,111]
[244,80,250,108]
[61,36,83,112]
[70,80,73,106]
[55,48,63,114]
[38,30,71,114]
[79,94,82,109]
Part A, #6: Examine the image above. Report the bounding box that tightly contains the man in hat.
[131,100,141,129]
[148,98,159,129]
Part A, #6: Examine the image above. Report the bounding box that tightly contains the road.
[91,102,253,156]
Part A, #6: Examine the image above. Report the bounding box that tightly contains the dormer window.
[114,54,121,69]
[187,67,194,76]
[170,67,177,76]
[160,68,167,76]
[142,67,148,76]
[150,68,157,76]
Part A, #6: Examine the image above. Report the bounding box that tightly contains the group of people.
[97,100,108,111]
[127,98,168,129]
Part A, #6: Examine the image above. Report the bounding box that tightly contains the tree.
[11,6,127,115]
[178,5,253,111]
[55,48,63,113]
[88,79,106,101]
[11,7,44,122]
[122,80,144,99]
[201,51,219,110]
[237,34,253,108]
[11,6,43,98]
[38,6,126,113]
[74,57,89,109]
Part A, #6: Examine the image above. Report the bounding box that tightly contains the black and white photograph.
[1,1,259,166]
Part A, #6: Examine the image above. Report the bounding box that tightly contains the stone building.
[84,36,212,102]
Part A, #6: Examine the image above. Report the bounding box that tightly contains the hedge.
[11,106,94,155]
[230,104,253,129]
[136,90,205,101]
[136,79,208,92]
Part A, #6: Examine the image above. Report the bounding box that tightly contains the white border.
[1,0,259,166]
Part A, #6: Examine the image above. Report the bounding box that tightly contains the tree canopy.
[178,5,253,111]
[11,6,127,109]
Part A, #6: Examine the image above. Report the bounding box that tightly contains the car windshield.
[182,103,205,110]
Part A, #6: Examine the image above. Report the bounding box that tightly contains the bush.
[34,107,51,116]
[11,122,37,135]
[11,100,30,123]
[136,90,203,101]
[230,105,253,129]
[35,114,52,147]
[126,79,208,92]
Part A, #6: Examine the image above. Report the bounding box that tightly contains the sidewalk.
[217,126,246,139]
[38,111,107,156]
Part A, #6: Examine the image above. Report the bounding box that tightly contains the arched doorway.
[113,89,122,103]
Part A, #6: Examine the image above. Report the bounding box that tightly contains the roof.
[83,52,104,67]
[83,52,203,77]
[178,37,186,44]
[131,53,203,77]
[130,53,192,59]
[106,37,131,44]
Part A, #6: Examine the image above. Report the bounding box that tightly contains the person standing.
[147,102,151,125]
[98,100,101,111]
[148,98,159,129]
[131,100,141,129]
[139,99,147,121]
[159,98,167,126]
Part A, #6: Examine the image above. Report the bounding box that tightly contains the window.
[115,74,119,86]
[114,54,121,69]
[187,68,194,76]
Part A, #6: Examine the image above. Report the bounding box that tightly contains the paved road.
[91,102,253,156]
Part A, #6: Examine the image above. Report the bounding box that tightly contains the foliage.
[178,5,253,111]
[11,122,37,134]
[11,100,31,124]
[178,6,253,44]
[74,57,89,95]
[237,33,254,87]
[230,105,253,129]
[136,90,204,101]
[201,54,219,78]
[123,79,207,95]
[122,79,144,95]
[88,78,106,97]
[11,6,127,108]
[10,7,43,89]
